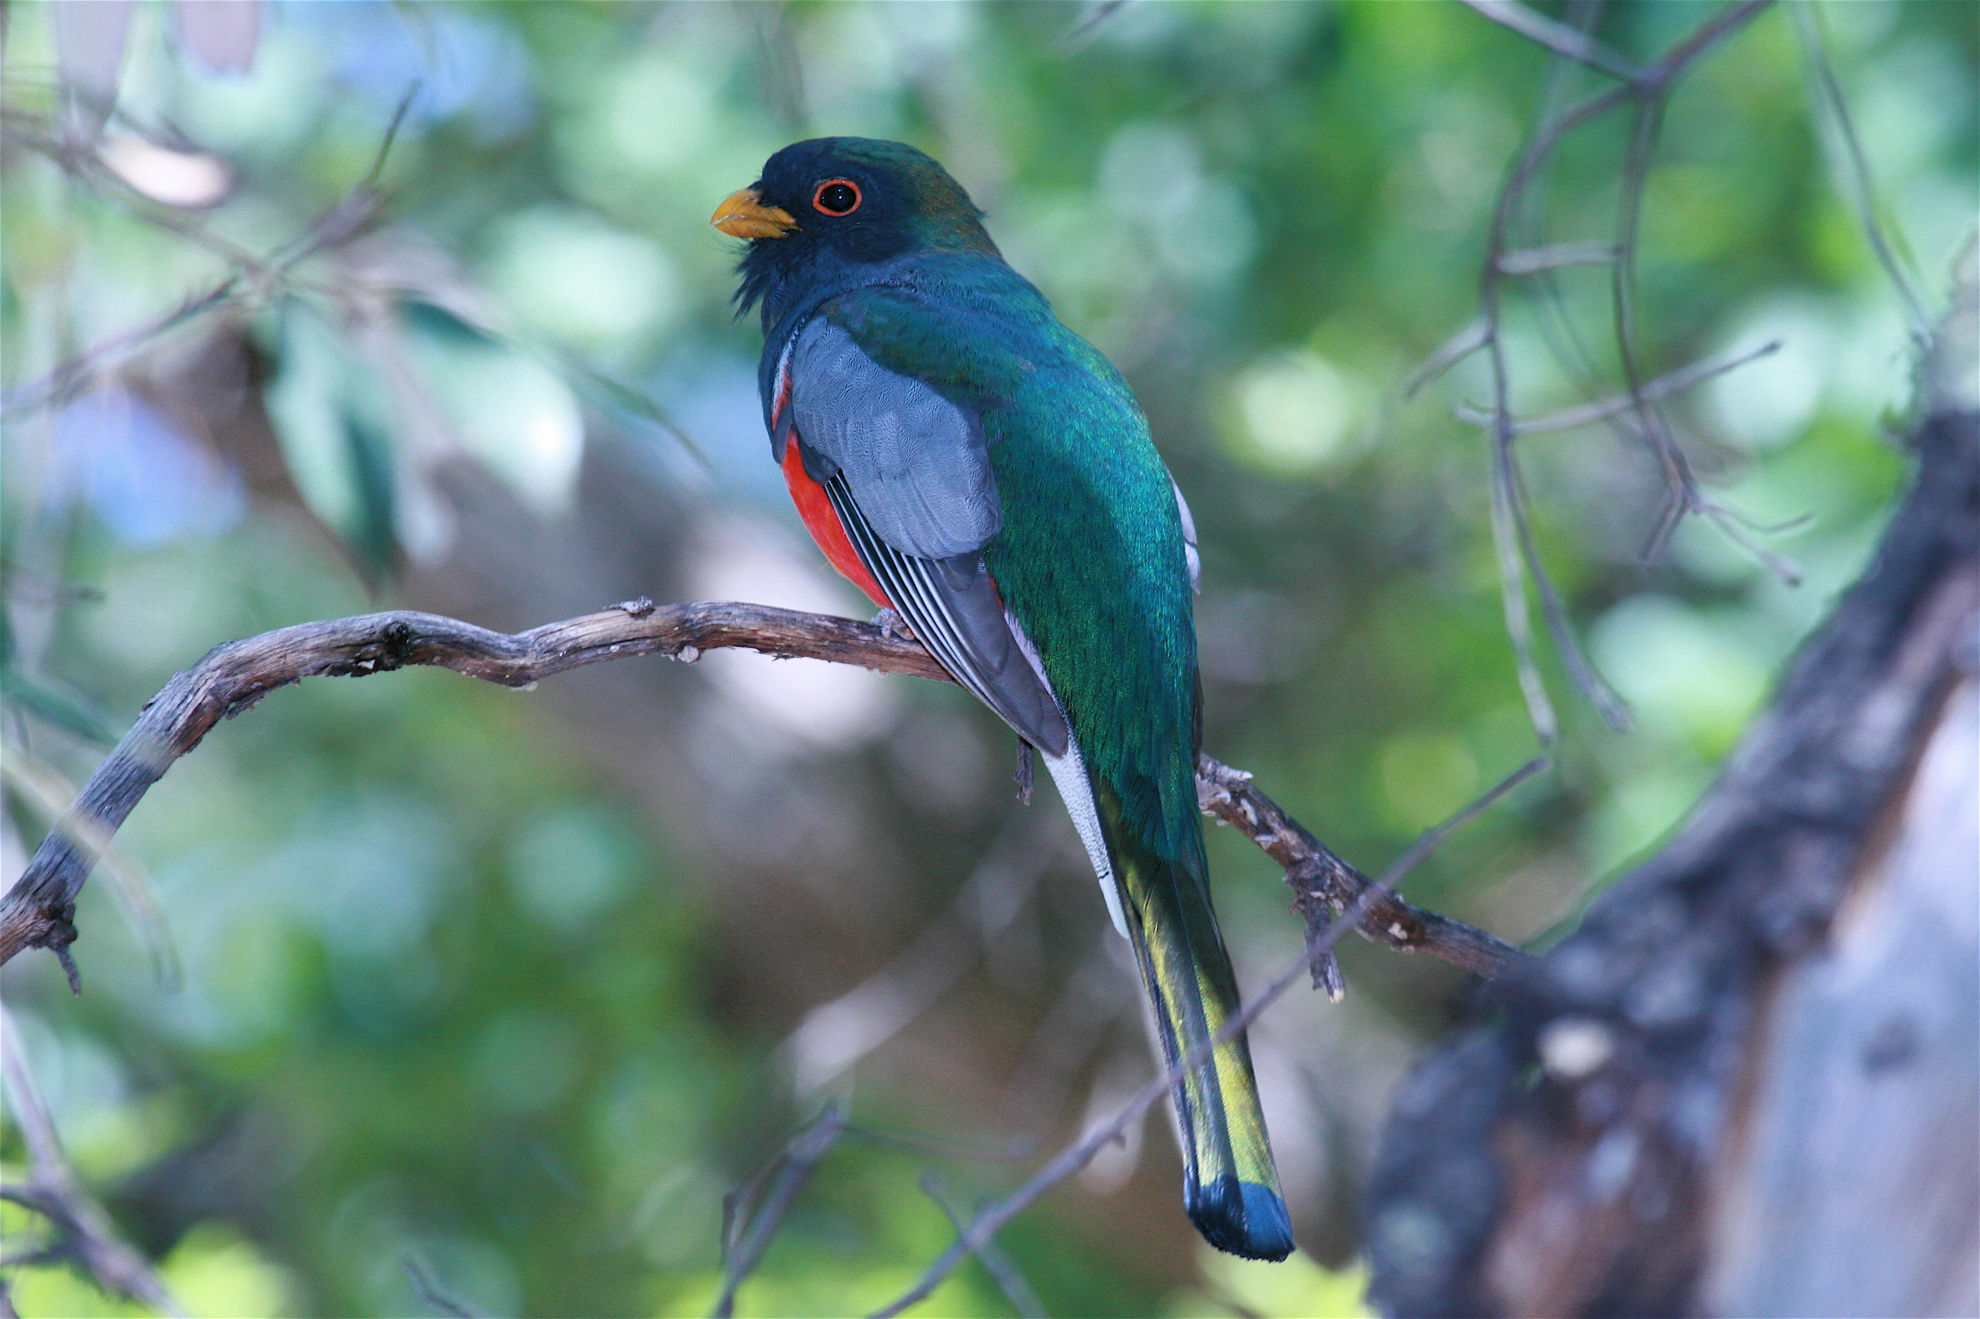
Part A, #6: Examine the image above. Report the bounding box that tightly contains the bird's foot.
[872,606,914,641]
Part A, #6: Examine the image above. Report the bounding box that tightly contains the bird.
[711,137,1293,1262]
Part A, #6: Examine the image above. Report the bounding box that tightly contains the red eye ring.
[812,178,862,216]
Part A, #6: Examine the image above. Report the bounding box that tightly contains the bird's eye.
[812,179,861,216]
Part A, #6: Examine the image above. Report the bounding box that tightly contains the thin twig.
[1696,493,1807,585]
[0,601,1521,986]
[868,756,1546,1319]
[1522,3,1631,442]
[0,90,410,421]
[842,1125,1034,1164]
[0,1007,187,1317]
[1506,440,1634,731]
[1402,319,1490,400]
[1643,0,1776,93]
[1494,241,1620,275]
[1061,1,1134,52]
[994,929,1137,1135]
[402,1255,479,1319]
[1610,93,1701,551]
[0,277,243,419]
[1457,0,1645,83]
[714,1103,849,1319]
[0,108,260,271]
[1456,340,1784,436]
[1461,0,1776,741]
[1487,439,1561,742]
[920,1174,1047,1319]
[1788,0,1932,352]
[1476,81,1634,739]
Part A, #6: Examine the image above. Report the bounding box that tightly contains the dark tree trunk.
[1365,260,1979,1318]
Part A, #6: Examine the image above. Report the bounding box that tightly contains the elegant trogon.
[712,137,1294,1262]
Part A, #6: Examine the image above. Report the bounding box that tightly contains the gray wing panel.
[788,318,1001,561]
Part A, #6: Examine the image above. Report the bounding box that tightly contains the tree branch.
[0,1007,187,1317]
[1426,0,1780,743]
[1456,0,1644,84]
[0,600,1522,984]
[1195,757,1524,980]
[714,1100,850,1319]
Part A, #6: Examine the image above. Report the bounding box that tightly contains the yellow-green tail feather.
[1095,782,1293,1261]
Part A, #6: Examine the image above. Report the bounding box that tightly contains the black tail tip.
[1187,1175,1295,1261]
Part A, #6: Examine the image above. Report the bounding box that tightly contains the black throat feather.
[733,237,801,334]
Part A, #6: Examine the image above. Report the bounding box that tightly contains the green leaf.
[563,356,712,470]
[262,300,401,580]
[0,661,116,743]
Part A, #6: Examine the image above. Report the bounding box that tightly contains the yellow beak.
[711,187,797,239]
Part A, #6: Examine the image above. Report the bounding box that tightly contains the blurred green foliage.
[1,1,1973,1316]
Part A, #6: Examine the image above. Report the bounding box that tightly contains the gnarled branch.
[0,599,1523,983]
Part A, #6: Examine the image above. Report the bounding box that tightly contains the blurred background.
[1,1,1972,1315]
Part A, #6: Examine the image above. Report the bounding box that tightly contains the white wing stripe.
[828,476,1005,714]
[1041,739,1127,938]
[1004,610,1128,938]
[822,474,1125,936]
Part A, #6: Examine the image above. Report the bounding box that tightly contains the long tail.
[1085,773,1294,1261]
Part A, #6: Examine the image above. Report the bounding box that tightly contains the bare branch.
[1195,757,1526,981]
[0,600,1521,986]
[1789,0,1932,351]
[1456,339,1783,436]
[0,743,178,987]
[1494,241,1619,275]
[1457,0,1644,83]
[0,599,935,972]
[920,1174,1047,1319]
[402,1256,479,1319]
[714,1103,849,1319]
[0,92,406,421]
[1458,0,1778,740]
[0,1007,187,1317]
[1403,319,1490,400]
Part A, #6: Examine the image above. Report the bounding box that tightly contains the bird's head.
[713,137,998,328]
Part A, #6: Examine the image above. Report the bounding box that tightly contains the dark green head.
[714,137,999,328]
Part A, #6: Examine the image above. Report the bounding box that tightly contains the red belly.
[781,440,892,609]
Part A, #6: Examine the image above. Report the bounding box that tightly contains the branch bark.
[0,599,1522,984]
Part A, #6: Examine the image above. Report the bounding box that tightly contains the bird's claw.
[873,606,913,641]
